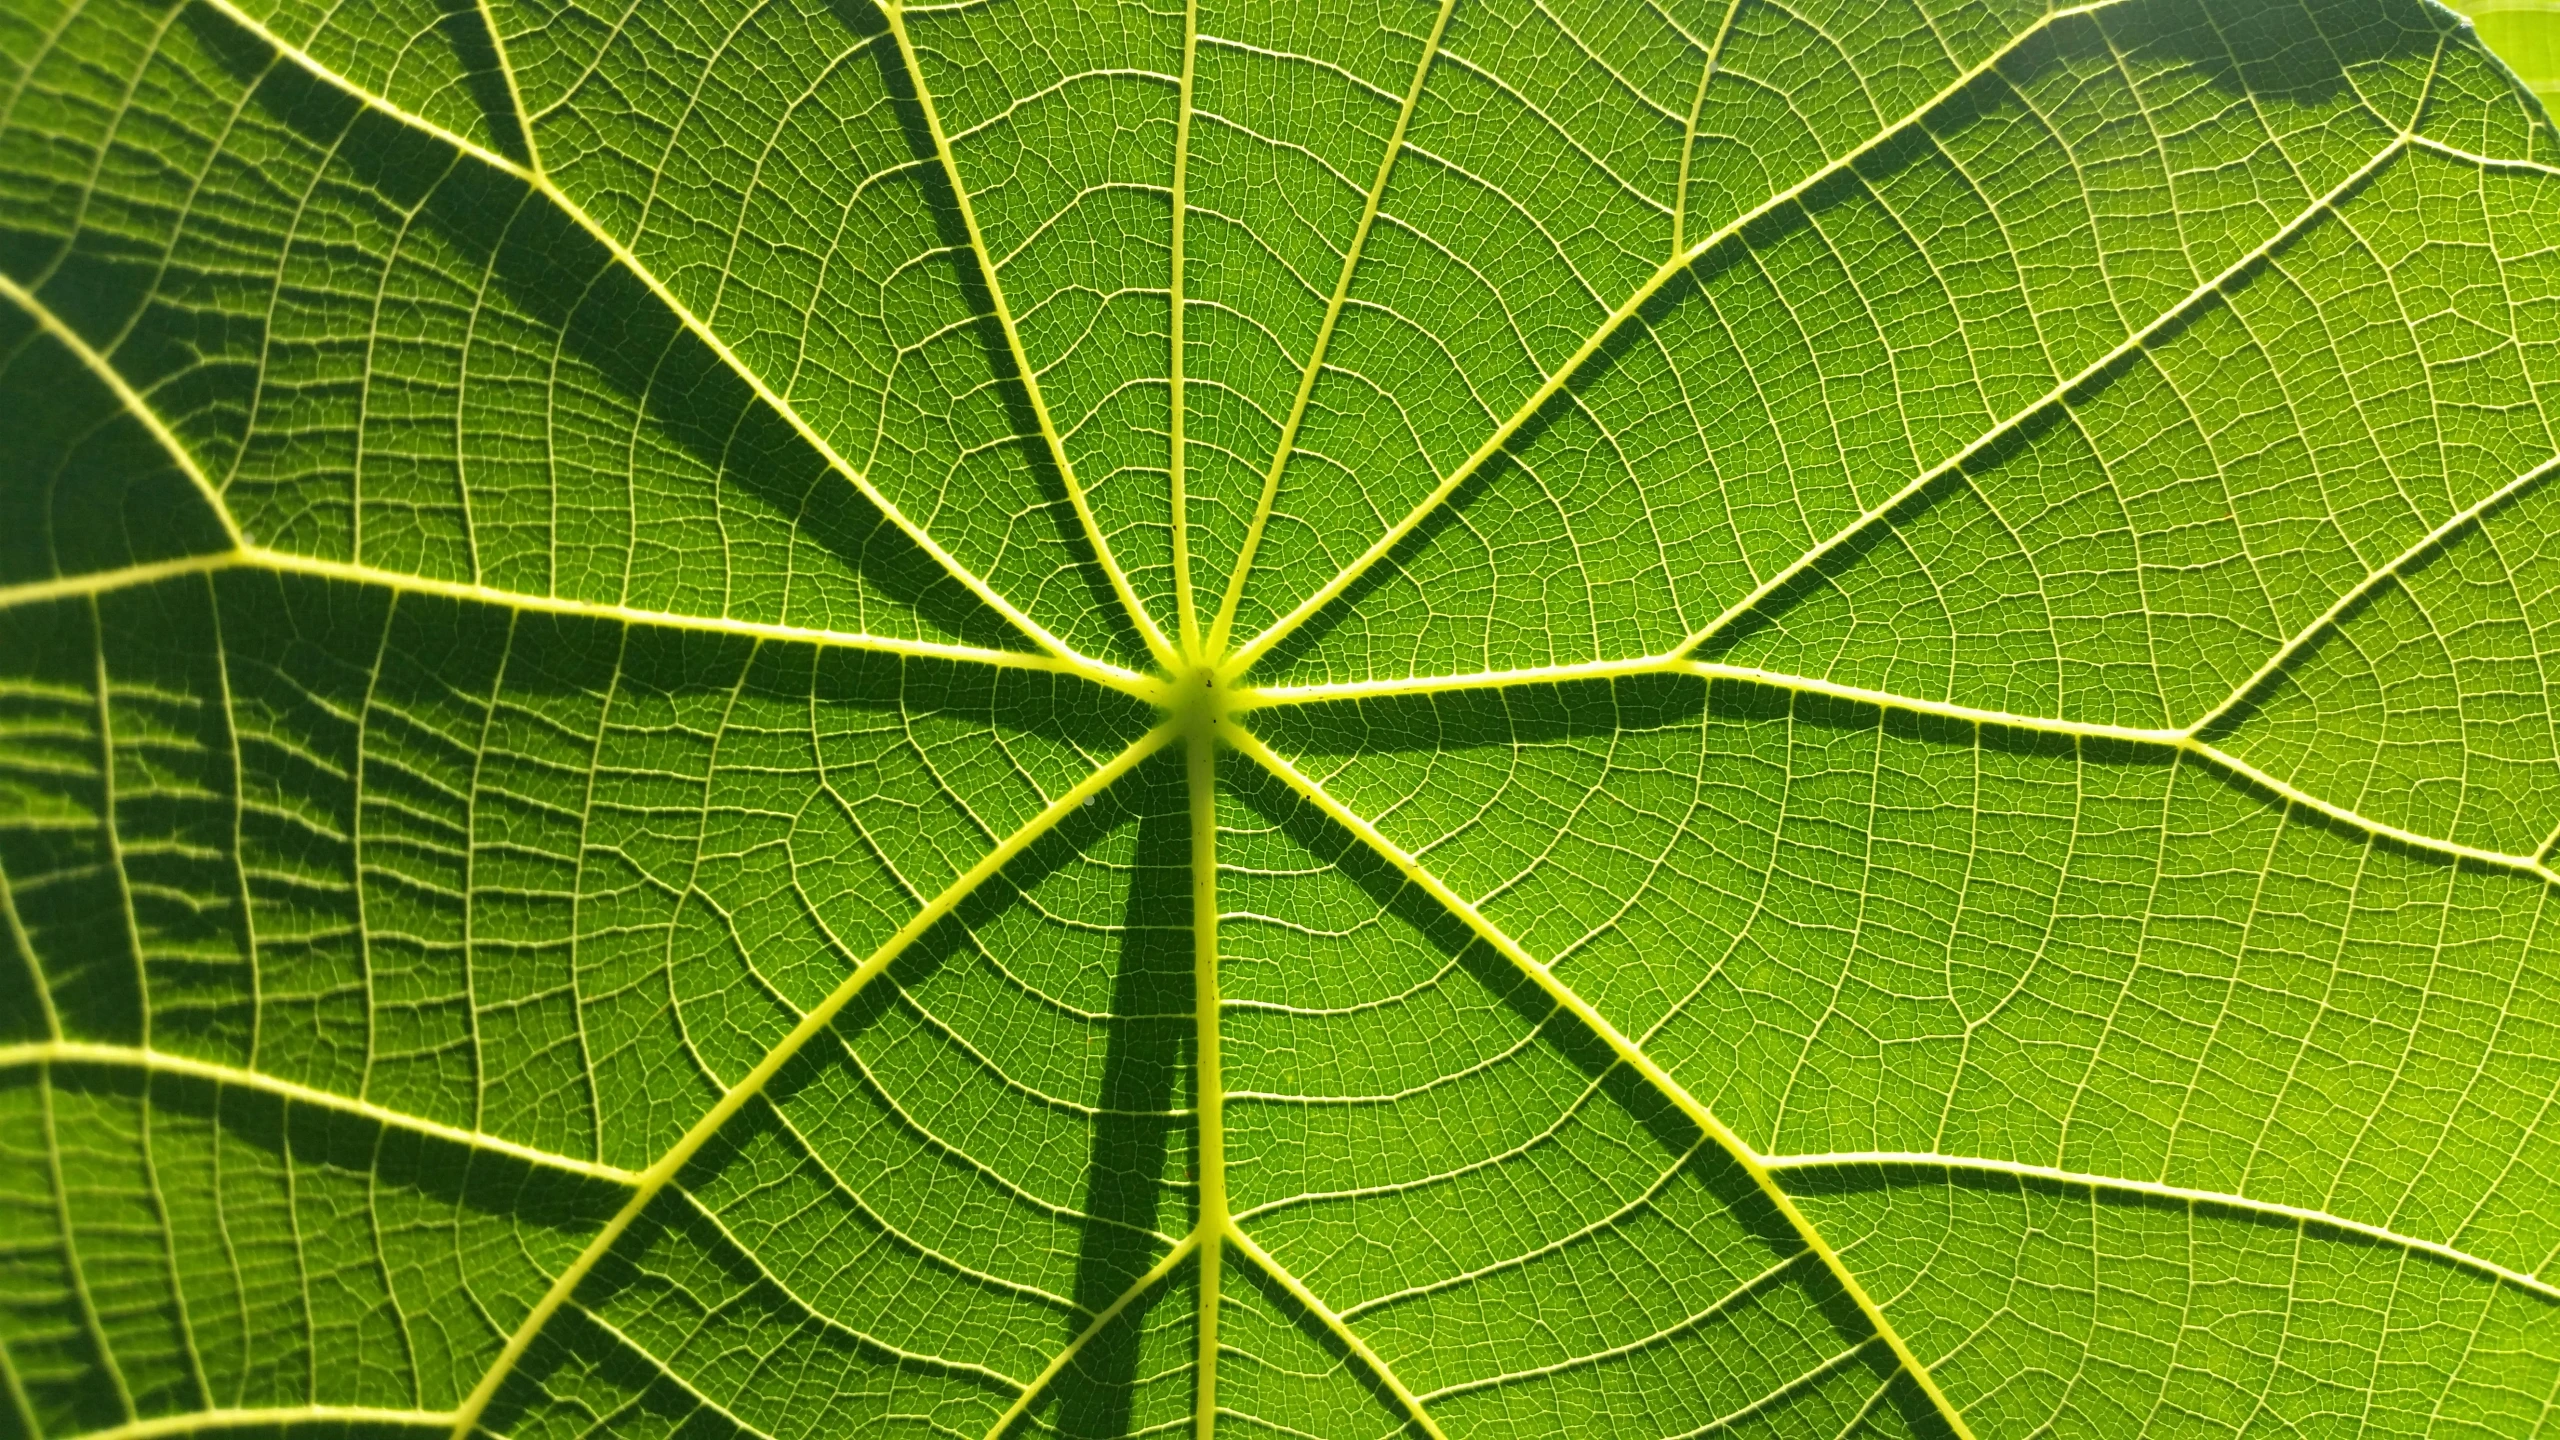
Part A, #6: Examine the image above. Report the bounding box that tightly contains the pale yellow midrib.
[877,2,1183,676]
[1762,1151,2559,1302]
[174,0,1122,683]
[442,724,1176,1440]
[1187,722,1224,1440]
[1222,721,1983,1440]
[1169,0,1203,655]
[0,1041,638,1184]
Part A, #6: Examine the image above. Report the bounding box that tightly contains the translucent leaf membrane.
[224,0,535,163]
[2459,2,2560,109]
[1215,756,1920,1440]
[0,569,1150,1430]
[1216,0,1732,655]
[1177,0,1449,643]
[476,748,1197,1440]
[1792,1166,2560,1435]
[889,0,1186,646]
[1257,677,2560,1288]
[0,1063,618,1438]
[6,0,2560,1434]
[1238,0,2560,726]
[0,307,232,591]
[2201,469,2560,858]
[478,0,1158,666]
[0,0,1041,653]
[1016,1259,1198,1440]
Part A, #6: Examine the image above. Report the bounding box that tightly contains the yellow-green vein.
[1222,1225,1451,1440]
[984,1230,1206,1440]
[445,722,1178,1440]
[1188,720,1225,1440]
[1670,0,1746,259]
[1171,0,1203,655]
[1222,720,1982,1440]
[877,0,1183,674]
[1202,0,1465,661]
[189,0,1121,684]
[71,1407,457,1440]
[0,271,245,552]
[0,549,1155,699]
[0,1042,639,1185]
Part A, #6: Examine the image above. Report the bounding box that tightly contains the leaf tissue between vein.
[0,1,2557,1438]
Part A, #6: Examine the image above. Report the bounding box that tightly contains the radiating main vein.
[1170,0,1204,654]
[0,547,1155,697]
[1234,650,2560,884]
[186,0,1121,684]
[1201,0,1465,660]
[444,724,1175,1440]
[1217,0,2133,679]
[1220,722,1982,1440]
[1188,722,1225,1440]
[878,1,1182,675]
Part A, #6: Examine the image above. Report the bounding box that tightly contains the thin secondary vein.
[0,271,245,549]
[1414,1250,1813,1402]
[2189,739,2557,881]
[443,723,1177,1440]
[673,1187,1046,1385]
[1339,1142,1702,1318]
[980,1229,1204,1440]
[2185,450,2560,734]
[1761,1151,2560,1302]
[1222,1225,1452,1440]
[2408,130,2560,176]
[190,0,1115,679]
[0,1041,638,1185]
[1203,0,1465,660]
[1222,721,1981,1440]
[0,547,1153,696]
[1671,0,1747,257]
[878,2,1182,674]
[1218,0,2131,679]
[469,0,542,172]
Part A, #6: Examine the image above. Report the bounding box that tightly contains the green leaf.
[2458,2,2560,108]
[3,0,2557,1436]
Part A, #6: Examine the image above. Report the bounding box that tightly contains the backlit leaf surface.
[2,0,2558,1436]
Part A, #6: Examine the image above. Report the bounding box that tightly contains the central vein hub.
[1173,662,1227,738]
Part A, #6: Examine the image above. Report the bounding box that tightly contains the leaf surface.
[2,0,2557,1437]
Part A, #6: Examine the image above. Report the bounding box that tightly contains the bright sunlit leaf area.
[3,0,2559,1436]
[2459,1,2560,106]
